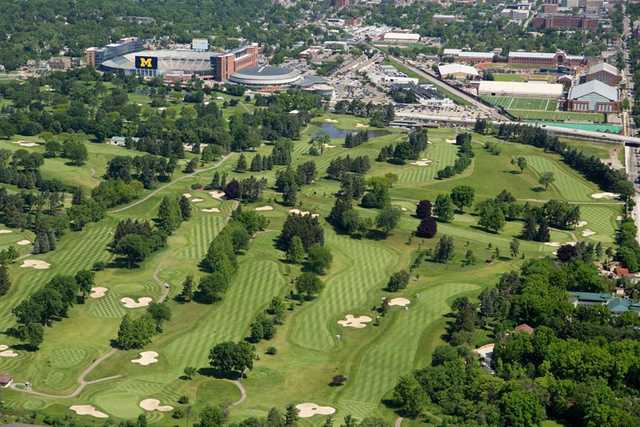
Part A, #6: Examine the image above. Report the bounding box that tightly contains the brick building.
[531,14,599,30]
[584,62,621,86]
[508,50,586,67]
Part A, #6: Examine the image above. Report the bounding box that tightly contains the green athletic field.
[0,110,623,424]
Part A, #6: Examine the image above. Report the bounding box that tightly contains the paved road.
[109,153,232,214]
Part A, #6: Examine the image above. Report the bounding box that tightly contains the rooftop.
[438,63,479,77]
[587,62,620,76]
[568,80,618,101]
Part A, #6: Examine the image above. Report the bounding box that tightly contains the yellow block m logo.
[139,57,153,68]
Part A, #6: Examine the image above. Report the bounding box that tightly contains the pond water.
[314,123,389,139]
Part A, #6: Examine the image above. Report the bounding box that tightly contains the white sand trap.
[324,119,338,123]
[544,241,577,247]
[338,314,373,329]
[289,209,319,218]
[70,405,108,419]
[131,351,159,366]
[401,207,407,212]
[616,216,623,221]
[388,298,410,307]
[323,144,336,148]
[182,193,192,198]
[410,159,432,167]
[202,208,221,213]
[13,140,39,147]
[576,221,587,228]
[209,190,226,199]
[0,344,17,358]
[355,123,367,128]
[255,205,274,212]
[139,398,173,412]
[0,229,12,234]
[120,297,153,309]
[20,260,50,270]
[591,192,619,199]
[191,198,204,203]
[16,239,31,245]
[90,287,108,299]
[296,403,336,418]
[582,229,596,237]
[446,139,457,144]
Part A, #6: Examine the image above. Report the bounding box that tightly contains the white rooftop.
[438,63,479,77]
[479,81,564,97]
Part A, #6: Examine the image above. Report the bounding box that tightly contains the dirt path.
[394,417,403,427]
[109,154,231,214]
[153,264,170,303]
[10,348,121,398]
[225,379,247,406]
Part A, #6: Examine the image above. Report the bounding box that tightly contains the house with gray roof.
[566,80,619,113]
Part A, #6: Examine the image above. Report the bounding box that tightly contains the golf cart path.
[109,153,231,214]
[394,417,403,427]
[10,348,121,398]
[224,379,247,406]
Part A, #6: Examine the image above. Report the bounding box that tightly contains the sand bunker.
[120,297,153,309]
[410,159,432,167]
[139,398,173,412]
[446,139,457,144]
[16,239,31,245]
[296,403,336,418]
[0,229,12,234]
[388,298,411,307]
[355,123,367,128]
[70,405,108,418]
[617,216,623,221]
[323,144,336,148]
[289,209,319,218]
[90,287,108,299]
[338,314,373,329]
[255,206,274,212]
[0,345,17,358]
[20,259,50,270]
[182,193,192,198]
[13,140,39,147]
[577,221,587,228]
[202,208,221,213]
[545,241,576,248]
[582,229,596,237]
[191,198,204,203]
[209,190,226,199]
[324,119,338,123]
[131,351,159,366]
[591,192,619,200]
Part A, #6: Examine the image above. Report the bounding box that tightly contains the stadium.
[100,50,214,77]
[89,38,261,82]
[228,66,302,90]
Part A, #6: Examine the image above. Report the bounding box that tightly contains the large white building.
[477,81,564,98]
[383,32,421,43]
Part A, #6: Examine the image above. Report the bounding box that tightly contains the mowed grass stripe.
[579,205,618,243]
[524,155,594,201]
[397,141,458,184]
[338,282,479,407]
[164,258,287,369]
[290,234,397,351]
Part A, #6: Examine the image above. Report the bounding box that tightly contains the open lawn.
[0,110,623,425]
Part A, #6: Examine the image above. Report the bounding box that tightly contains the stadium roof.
[478,81,564,97]
[442,48,462,55]
[568,80,618,101]
[438,63,478,77]
[229,65,301,86]
[587,62,619,76]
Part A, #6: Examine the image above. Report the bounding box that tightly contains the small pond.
[314,123,389,139]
